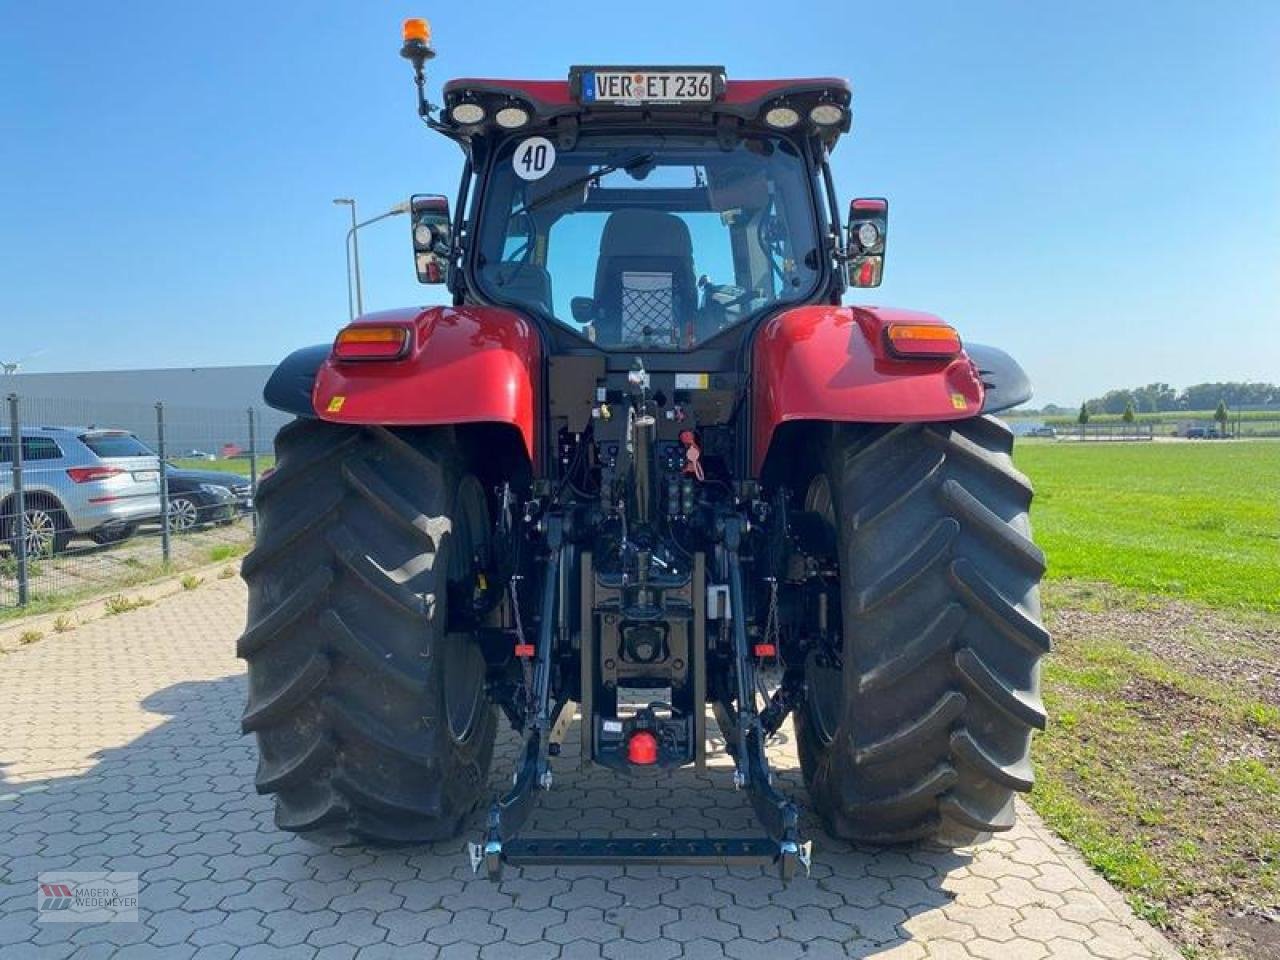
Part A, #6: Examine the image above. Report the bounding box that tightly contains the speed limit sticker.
[513,137,556,181]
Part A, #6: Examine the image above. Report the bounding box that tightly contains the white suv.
[1,428,163,555]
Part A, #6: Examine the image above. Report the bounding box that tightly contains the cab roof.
[439,75,853,145]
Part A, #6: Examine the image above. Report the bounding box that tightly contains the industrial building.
[3,365,291,454]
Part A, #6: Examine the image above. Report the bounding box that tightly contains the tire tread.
[239,419,495,845]
[797,415,1049,846]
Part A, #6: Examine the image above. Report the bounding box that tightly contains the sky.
[1,1,1277,407]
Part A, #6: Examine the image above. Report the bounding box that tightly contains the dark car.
[164,469,252,533]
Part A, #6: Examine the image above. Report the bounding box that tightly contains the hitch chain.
[763,576,781,653]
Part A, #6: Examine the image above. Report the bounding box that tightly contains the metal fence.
[1,394,292,612]
[1040,417,1280,438]
[1066,423,1156,442]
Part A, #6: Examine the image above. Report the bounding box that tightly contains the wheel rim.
[23,509,56,557]
[803,474,844,746]
[440,475,491,744]
[168,498,197,532]
[441,637,487,743]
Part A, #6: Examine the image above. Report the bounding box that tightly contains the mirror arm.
[817,146,848,292]
[819,146,843,236]
[448,158,473,300]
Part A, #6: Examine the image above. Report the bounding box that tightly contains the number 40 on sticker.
[513,137,555,181]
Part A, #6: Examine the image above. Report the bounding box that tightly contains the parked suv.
[0,427,163,555]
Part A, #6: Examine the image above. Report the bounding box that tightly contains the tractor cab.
[403,51,889,355]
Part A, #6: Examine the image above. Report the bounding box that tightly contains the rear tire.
[239,418,497,843]
[795,416,1049,845]
[4,497,71,556]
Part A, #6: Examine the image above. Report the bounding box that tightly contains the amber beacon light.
[402,18,431,44]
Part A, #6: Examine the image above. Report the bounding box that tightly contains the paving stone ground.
[0,576,1179,959]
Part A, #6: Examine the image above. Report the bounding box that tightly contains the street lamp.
[332,198,361,320]
[333,198,413,320]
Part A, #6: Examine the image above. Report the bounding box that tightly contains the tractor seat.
[592,210,698,347]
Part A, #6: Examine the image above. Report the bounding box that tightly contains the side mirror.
[570,297,596,325]
[846,197,887,288]
[410,194,451,284]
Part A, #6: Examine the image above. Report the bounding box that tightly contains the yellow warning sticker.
[326,395,346,413]
[950,393,969,410]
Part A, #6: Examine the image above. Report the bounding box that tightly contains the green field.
[1018,438,1280,956]
[1016,441,1280,612]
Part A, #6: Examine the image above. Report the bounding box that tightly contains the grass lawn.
[1032,583,1279,958]
[1017,440,1280,612]
[169,456,274,475]
[0,533,250,626]
[1017,439,1280,958]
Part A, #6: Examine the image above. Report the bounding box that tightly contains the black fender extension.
[967,343,1033,414]
[262,344,329,418]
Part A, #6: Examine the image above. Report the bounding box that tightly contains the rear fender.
[264,306,541,460]
[752,305,991,474]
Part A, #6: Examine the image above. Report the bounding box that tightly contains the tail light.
[67,466,124,483]
[627,730,659,765]
[333,325,412,361]
[884,323,962,360]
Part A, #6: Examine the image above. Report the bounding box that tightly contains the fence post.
[247,407,258,538]
[7,394,29,606]
[156,402,171,565]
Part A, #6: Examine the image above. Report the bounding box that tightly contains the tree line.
[1031,381,1280,417]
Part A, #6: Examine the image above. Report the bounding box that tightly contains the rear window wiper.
[515,152,655,217]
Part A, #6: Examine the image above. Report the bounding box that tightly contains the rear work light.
[763,104,801,129]
[495,103,531,129]
[884,323,963,360]
[67,466,125,483]
[333,325,411,361]
[449,101,487,125]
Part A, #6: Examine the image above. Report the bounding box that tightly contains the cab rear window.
[80,433,153,458]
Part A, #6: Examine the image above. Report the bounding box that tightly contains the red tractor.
[241,21,1048,881]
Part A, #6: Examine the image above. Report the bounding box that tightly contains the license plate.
[582,70,715,105]
[133,470,159,482]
